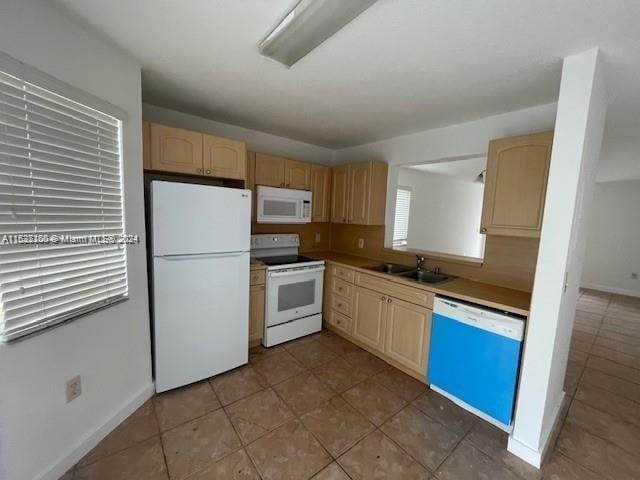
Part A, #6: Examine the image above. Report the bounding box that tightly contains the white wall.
[509,49,607,467]
[0,2,153,480]
[143,103,334,164]
[334,104,558,250]
[397,169,485,258]
[333,103,557,165]
[581,180,640,297]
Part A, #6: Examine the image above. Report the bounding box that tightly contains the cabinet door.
[352,286,387,353]
[249,284,265,345]
[284,159,311,190]
[349,162,371,224]
[331,165,350,223]
[311,164,331,222]
[384,298,432,376]
[481,131,553,237]
[255,153,286,187]
[203,134,246,180]
[142,121,151,170]
[150,123,203,175]
[246,151,256,221]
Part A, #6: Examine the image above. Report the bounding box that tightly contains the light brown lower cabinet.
[248,284,265,347]
[352,286,387,353]
[324,263,433,380]
[384,298,432,376]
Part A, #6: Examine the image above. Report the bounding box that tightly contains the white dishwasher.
[428,296,525,431]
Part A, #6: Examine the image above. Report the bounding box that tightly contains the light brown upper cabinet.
[203,134,246,180]
[331,165,350,223]
[150,123,203,175]
[254,153,311,190]
[331,160,388,225]
[285,159,311,190]
[246,151,256,221]
[255,153,286,187]
[146,122,247,180]
[310,164,331,222]
[481,131,553,238]
[142,121,151,170]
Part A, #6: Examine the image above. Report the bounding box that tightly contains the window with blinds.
[0,69,128,342]
[393,187,411,247]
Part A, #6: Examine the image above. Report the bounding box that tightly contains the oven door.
[266,267,324,327]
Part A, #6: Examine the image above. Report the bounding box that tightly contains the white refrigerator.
[150,181,251,392]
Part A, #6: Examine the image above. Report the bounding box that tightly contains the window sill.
[384,246,484,268]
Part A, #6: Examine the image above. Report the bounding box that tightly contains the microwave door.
[260,196,300,223]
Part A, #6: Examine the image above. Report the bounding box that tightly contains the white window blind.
[0,69,128,342]
[393,187,411,247]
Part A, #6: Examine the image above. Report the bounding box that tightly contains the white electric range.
[250,234,325,347]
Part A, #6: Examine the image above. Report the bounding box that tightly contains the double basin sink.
[364,263,452,285]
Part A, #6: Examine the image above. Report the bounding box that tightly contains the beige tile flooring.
[60,290,640,480]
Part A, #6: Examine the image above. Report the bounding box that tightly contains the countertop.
[308,251,531,316]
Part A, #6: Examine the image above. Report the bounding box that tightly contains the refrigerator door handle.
[156,251,247,261]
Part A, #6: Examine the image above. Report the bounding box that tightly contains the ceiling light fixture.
[259,0,379,67]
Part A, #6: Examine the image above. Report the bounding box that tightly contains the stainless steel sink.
[364,263,414,275]
[398,269,451,284]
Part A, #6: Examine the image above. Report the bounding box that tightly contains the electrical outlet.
[66,375,82,403]
[315,233,321,243]
[632,273,639,280]
[358,238,365,249]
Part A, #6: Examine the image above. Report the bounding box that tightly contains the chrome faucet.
[416,255,425,270]
[433,266,441,275]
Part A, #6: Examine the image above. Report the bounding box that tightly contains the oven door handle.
[268,266,325,278]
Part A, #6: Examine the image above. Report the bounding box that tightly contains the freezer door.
[151,181,251,256]
[153,251,249,392]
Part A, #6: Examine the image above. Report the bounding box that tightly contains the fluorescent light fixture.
[259,0,379,67]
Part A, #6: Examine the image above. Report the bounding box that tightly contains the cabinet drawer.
[328,309,352,335]
[332,265,355,283]
[331,278,353,298]
[355,272,434,309]
[331,294,352,317]
[250,269,266,286]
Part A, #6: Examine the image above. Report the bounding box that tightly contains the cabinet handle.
[480,227,487,233]
[387,298,392,303]
[337,303,343,308]
[280,182,285,187]
[196,168,202,173]
[206,169,211,174]
[381,296,386,301]
[338,287,343,291]
[286,183,290,187]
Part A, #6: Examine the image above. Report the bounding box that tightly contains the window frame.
[0,51,129,343]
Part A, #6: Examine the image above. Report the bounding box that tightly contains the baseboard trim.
[38,382,155,480]
[507,435,542,468]
[581,282,640,298]
[507,392,566,469]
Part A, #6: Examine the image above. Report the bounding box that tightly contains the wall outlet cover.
[358,238,365,249]
[315,233,321,243]
[66,375,82,403]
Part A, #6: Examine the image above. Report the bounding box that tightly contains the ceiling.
[406,157,487,183]
[53,0,640,180]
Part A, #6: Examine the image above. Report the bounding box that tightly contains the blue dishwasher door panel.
[428,312,522,426]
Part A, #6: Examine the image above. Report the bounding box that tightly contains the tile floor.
[60,290,640,480]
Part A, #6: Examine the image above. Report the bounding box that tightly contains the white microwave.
[257,186,312,224]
